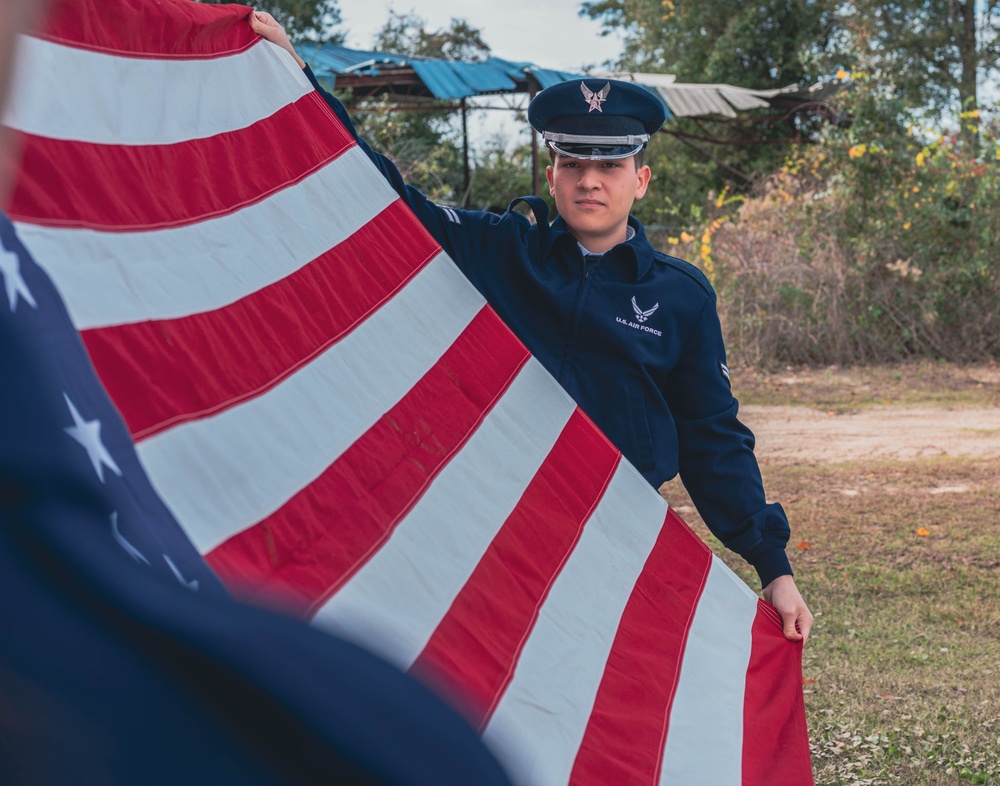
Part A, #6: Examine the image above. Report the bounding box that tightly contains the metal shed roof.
[603,72,808,118]
[294,45,836,200]
[410,59,517,99]
[298,42,407,74]
[298,45,830,123]
[297,43,587,101]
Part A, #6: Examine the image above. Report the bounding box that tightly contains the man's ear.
[545,165,555,195]
[634,164,652,201]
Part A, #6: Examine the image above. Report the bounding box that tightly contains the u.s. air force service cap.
[528,78,667,160]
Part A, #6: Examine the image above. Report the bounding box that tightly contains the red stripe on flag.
[410,409,621,727]
[82,199,440,440]
[205,307,531,616]
[38,0,256,59]
[8,95,352,230]
[568,509,712,786]
[742,602,813,785]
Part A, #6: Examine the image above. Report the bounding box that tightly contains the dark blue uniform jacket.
[305,69,791,587]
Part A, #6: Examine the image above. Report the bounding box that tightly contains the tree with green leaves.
[839,0,1000,149]
[464,134,536,214]
[582,0,838,88]
[583,0,999,148]
[347,13,494,205]
[580,0,843,223]
[372,11,491,63]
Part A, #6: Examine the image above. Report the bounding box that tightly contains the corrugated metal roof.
[298,42,406,74]
[298,46,822,122]
[658,85,745,117]
[485,59,588,91]
[526,66,584,91]
[410,59,517,99]
[605,72,804,118]
[300,43,586,100]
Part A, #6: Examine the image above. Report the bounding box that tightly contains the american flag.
[3,1,812,784]
[0,212,514,786]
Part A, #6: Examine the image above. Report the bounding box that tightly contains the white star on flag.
[164,554,199,592]
[63,393,122,483]
[0,245,37,313]
[110,512,149,564]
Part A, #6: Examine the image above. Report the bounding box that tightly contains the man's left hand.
[762,574,813,644]
[249,10,305,69]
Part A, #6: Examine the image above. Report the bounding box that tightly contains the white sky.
[333,0,625,73]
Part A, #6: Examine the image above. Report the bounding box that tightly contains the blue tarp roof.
[412,59,517,98]
[297,42,590,100]
[297,42,405,74]
[293,45,834,125]
[296,43,672,120]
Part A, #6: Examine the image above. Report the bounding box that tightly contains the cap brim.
[549,142,644,160]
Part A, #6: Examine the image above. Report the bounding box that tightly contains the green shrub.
[658,78,1000,367]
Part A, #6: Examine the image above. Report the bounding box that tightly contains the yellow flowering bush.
[676,80,1000,366]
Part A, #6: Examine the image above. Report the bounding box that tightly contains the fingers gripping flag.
[3,2,812,784]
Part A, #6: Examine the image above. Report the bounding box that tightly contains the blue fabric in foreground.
[0,211,513,786]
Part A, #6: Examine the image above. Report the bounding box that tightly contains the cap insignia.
[580,81,611,113]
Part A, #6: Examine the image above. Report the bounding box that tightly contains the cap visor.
[549,142,643,160]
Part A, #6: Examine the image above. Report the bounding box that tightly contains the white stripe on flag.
[658,557,758,785]
[481,462,667,786]
[14,147,396,329]
[137,253,484,554]
[4,36,310,144]
[310,358,577,666]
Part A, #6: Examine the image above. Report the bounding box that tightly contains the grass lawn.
[662,363,1000,785]
[732,361,1000,411]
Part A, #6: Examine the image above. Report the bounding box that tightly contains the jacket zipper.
[557,256,598,384]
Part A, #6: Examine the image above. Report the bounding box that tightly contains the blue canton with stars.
[0,211,226,598]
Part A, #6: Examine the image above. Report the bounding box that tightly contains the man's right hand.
[249,10,306,69]
[762,574,814,644]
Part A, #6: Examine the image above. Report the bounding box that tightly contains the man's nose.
[577,165,600,189]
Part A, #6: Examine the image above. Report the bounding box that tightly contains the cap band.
[548,141,645,160]
[542,131,651,146]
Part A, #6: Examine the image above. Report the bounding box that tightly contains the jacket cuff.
[752,547,792,590]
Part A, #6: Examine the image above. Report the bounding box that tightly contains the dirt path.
[741,405,1000,464]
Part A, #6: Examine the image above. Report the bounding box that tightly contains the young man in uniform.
[251,13,813,643]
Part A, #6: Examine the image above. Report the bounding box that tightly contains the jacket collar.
[545,215,655,282]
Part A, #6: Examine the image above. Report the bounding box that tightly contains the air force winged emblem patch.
[631,296,659,323]
[581,81,611,113]
[618,296,663,336]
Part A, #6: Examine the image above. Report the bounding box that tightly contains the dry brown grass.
[661,366,1000,784]
[732,361,1000,411]
[703,164,1000,367]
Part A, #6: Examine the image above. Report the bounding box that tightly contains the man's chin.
[564,216,615,239]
